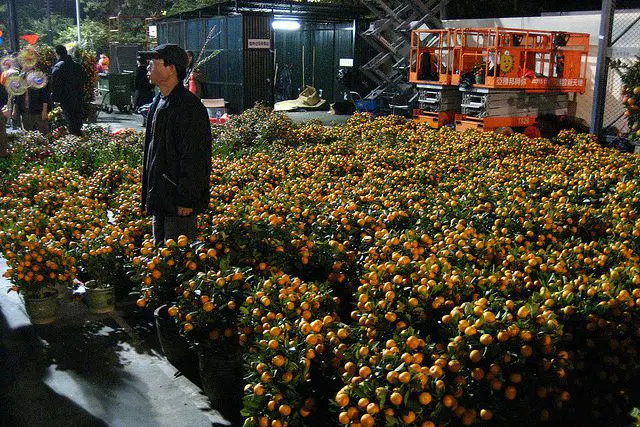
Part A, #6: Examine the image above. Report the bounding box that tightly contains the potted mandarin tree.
[71,229,125,313]
[615,57,640,141]
[169,265,250,414]
[2,235,75,324]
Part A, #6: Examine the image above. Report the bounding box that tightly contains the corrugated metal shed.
[153,1,370,112]
[274,22,358,103]
[244,15,274,110]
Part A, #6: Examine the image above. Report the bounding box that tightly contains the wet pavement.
[0,258,231,427]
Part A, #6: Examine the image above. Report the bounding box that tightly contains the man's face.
[147,58,174,85]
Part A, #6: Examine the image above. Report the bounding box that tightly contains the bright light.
[272,20,301,31]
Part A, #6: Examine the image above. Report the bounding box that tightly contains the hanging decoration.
[18,47,38,69]
[20,34,40,46]
[26,70,47,89]
[6,74,28,96]
[1,55,15,72]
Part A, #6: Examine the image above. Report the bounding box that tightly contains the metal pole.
[352,19,356,59]
[47,0,53,45]
[76,0,82,45]
[591,0,616,136]
[7,0,19,51]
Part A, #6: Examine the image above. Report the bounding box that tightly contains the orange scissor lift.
[410,27,589,134]
[409,29,459,128]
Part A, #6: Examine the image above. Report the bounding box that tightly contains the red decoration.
[188,73,197,94]
[20,34,39,45]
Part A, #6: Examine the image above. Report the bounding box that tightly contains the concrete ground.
[94,109,145,131]
[90,109,350,132]
[0,258,232,427]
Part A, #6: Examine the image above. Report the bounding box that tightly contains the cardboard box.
[201,98,227,119]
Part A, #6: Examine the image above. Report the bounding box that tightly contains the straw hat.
[275,86,327,111]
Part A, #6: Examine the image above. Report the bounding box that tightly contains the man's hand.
[177,206,193,216]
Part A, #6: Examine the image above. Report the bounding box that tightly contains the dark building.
[152,0,370,113]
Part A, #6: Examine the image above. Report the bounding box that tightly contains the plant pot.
[86,286,115,313]
[24,293,58,324]
[86,103,99,123]
[154,304,194,365]
[197,348,243,412]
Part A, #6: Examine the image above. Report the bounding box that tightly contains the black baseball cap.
[138,44,189,69]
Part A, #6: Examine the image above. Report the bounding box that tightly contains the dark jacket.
[14,84,50,115]
[0,84,8,109]
[134,65,154,107]
[50,54,85,107]
[141,84,212,216]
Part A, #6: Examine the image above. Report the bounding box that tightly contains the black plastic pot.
[197,348,243,418]
[154,304,195,366]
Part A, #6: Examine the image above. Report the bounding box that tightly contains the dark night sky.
[446,0,640,20]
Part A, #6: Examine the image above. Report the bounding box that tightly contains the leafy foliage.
[1,113,640,426]
[612,57,640,141]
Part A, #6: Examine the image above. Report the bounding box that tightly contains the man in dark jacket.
[0,82,9,157]
[50,45,85,136]
[138,44,212,245]
[133,56,155,127]
[134,56,155,108]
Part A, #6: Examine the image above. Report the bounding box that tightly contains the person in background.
[138,44,211,245]
[50,45,86,136]
[184,50,204,99]
[96,60,105,75]
[0,63,21,130]
[12,74,50,134]
[133,55,155,126]
[0,75,9,157]
[98,53,110,74]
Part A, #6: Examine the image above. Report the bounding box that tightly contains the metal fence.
[601,8,640,137]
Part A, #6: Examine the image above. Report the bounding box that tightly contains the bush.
[1,118,639,426]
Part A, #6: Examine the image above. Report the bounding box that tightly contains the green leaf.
[385,415,400,426]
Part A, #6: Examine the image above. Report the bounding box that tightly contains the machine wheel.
[524,125,541,138]
[495,126,514,136]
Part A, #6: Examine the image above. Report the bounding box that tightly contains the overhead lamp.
[272,19,301,31]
